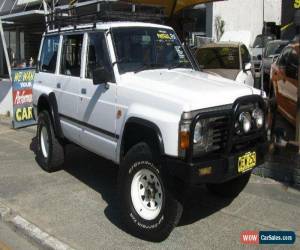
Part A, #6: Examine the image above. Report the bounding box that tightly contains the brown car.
[270,42,299,126]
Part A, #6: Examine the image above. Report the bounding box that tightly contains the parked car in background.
[270,42,299,126]
[251,34,276,80]
[263,40,290,94]
[195,42,254,87]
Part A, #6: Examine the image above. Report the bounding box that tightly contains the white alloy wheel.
[131,168,163,221]
[40,126,49,158]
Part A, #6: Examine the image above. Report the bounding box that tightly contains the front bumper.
[165,141,268,185]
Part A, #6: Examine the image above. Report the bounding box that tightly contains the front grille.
[190,95,266,159]
[209,116,230,152]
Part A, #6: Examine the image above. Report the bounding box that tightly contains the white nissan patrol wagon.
[33,5,267,241]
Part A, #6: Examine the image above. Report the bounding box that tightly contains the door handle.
[57,83,61,89]
[81,88,87,94]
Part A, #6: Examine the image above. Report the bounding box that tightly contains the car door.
[35,35,60,104]
[78,32,117,161]
[55,34,83,144]
[284,47,299,124]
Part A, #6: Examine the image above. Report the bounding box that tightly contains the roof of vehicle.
[46,21,173,34]
[198,42,242,49]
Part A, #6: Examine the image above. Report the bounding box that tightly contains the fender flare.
[37,93,64,139]
[121,117,165,156]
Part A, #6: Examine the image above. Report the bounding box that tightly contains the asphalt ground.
[0,118,299,249]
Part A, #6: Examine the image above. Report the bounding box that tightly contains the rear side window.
[40,35,59,73]
[278,47,291,66]
[60,34,83,77]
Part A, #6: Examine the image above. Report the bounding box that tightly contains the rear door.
[56,34,84,144]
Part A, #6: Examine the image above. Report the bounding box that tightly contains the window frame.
[39,34,60,74]
[58,33,84,78]
[84,31,115,81]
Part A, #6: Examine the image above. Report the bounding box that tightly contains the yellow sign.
[14,71,35,82]
[15,107,33,122]
[295,0,300,9]
[238,151,256,173]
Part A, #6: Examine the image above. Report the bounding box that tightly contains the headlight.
[239,112,252,133]
[193,121,204,144]
[252,108,264,128]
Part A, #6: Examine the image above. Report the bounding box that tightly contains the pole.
[261,0,265,94]
[0,18,11,80]
[42,0,49,32]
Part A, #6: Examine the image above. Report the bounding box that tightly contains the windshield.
[265,42,288,57]
[112,27,193,74]
[196,47,240,70]
[252,35,274,48]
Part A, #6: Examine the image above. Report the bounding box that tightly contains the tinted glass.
[60,34,83,77]
[86,32,112,79]
[112,27,192,74]
[241,45,251,65]
[197,47,239,69]
[265,42,288,57]
[40,35,59,73]
[278,47,291,66]
[286,48,299,80]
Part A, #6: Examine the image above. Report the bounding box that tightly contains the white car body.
[33,21,263,164]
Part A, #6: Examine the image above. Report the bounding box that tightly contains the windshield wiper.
[168,62,190,70]
[134,63,162,74]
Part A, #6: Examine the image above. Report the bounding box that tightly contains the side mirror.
[257,55,262,61]
[92,67,113,85]
[243,63,252,73]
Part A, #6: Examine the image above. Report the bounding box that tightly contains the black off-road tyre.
[36,110,65,172]
[118,142,183,242]
[206,172,251,198]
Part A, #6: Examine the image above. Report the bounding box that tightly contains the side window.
[60,34,83,77]
[40,35,59,73]
[241,45,251,65]
[86,32,112,79]
[286,48,299,80]
[278,48,291,67]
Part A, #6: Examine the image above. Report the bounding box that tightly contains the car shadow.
[29,136,234,235]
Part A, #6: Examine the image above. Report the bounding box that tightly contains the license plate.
[238,151,256,173]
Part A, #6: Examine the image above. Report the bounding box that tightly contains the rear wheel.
[118,142,182,242]
[206,172,251,198]
[36,110,65,172]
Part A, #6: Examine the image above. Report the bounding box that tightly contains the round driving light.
[194,121,203,144]
[252,108,264,129]
[239,112,252,133]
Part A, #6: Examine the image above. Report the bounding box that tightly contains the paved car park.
[0,117,299,249]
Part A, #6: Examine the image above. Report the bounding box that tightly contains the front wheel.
[36,110,65,172]
[118,142,182,242]
[206,172,251,198]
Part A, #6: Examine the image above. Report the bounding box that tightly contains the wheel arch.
[120,117,165,160]
[37,92,64,139]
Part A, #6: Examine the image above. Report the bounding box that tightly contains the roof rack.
[45,0,166,32]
